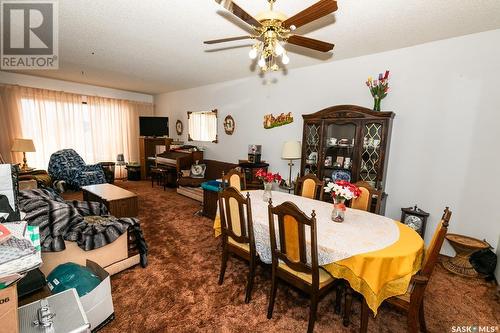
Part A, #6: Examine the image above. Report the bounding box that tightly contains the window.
[187,110,218,142]
[16,87,152,169]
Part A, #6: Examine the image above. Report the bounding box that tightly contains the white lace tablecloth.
[241,190,400,265]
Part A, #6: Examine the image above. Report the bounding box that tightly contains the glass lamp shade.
[116,154,126,165]
[11,138,36,152]
[281,141,302,159]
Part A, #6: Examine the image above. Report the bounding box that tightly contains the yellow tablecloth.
[323,222,423,314]
[213,194,424,315]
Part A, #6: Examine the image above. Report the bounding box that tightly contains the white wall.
[0,72,153,103]
[155,29,500,254]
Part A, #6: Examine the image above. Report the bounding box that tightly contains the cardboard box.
[80,260,114,331]
[0,284,19,333]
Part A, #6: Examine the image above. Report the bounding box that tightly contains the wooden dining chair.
[221,169,246,191]
[349,181,382,214]
[267,200,337,333]
[295,174,324,200]
[218,186,257,303]
[357,207,453,333]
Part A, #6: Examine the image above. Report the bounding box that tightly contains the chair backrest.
[268,201,320,285]
[421,207,452,277]
[218,186,254,248]
[295,174,324,200]
[48,149,86,178]
[350,181,382,214]
[222,169,246,191]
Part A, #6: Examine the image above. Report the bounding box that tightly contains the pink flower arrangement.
[256,169,282,184]
[366,70,390,111]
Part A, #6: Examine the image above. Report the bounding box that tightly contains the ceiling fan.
[204,0,338,72]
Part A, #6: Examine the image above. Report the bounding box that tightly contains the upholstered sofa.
[177,159,237,202]
[48,149,106,189]
[1,164,144,276]
[178,160,237,188]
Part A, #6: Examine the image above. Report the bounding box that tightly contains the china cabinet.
[301,105,395,213]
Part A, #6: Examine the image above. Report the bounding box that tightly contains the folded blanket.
[17,188,148,267]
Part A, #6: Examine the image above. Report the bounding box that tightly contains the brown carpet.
[65,181,499,332]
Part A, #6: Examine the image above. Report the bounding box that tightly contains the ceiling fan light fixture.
[249,47,258,59]
[258,56,266,68]
[282,53,290,65]
[207,0,337,74]
[274,41,284,56]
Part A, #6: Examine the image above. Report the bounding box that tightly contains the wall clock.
[175,120,183,136]
[400,205,430,238]
[223,115,235,135]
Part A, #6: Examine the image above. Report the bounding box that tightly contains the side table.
[238,161,269,190]
[442,233,490,278]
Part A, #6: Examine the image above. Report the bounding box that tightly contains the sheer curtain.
[0,85,23,163]
[14,86,153,169]
[188,111,217,142]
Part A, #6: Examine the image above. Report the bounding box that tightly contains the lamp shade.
[281,141,301,159]
[11,138,35,152]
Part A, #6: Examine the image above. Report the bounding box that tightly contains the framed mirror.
[187,109,218,143]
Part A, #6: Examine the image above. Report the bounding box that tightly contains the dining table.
[213,190,424,315]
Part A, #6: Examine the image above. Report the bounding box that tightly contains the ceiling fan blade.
[204,36,254,44]
[283,0,338,29]
[215,0,261,27]
[287,35,334,52]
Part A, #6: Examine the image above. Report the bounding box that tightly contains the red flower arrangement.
[324,180,362,201]
[256,169,282,184]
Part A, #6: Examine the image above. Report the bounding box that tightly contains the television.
[139,117,169,137]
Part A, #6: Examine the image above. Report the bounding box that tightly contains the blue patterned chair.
[48,149,107,189]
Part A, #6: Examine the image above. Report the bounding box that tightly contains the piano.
[155,149,204,173]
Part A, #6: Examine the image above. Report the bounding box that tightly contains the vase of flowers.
[324,180,361,222]
[366,70,390,111]
[256,169,282,202]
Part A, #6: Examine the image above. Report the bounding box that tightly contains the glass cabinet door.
[322,122,357,182]
[303,123,321,175]
[360,122,383,188]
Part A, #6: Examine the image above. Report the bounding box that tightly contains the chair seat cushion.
[278,263,335,288]
[228,237,250,252]
[177,177,206,187]
[201,180,222,192]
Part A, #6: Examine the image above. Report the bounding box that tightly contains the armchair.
[48,149,106,189]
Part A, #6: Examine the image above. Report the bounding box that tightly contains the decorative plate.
[175,120,183,136]
[331,169,351,182]
[223,115,235,135]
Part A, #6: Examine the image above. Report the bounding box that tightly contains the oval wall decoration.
[223,115,235,135]
[175,120,183,136]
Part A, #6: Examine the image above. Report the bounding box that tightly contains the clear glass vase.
[373,96,381,111]
[331,197,347,222]
[263,182,273,202]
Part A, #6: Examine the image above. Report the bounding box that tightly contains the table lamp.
[116,154,126,180]
[281,141,302,191]
[11,138,36,171]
